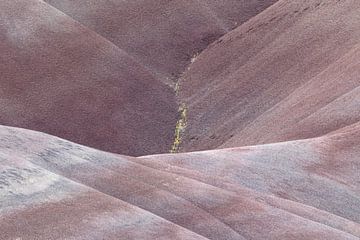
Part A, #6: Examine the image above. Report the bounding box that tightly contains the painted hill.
[0,0,177,156]
[179,0,360,152]
[0,124,359,239]
[44,0,277,84]
[1,0,360,239]
[0,0,276,156]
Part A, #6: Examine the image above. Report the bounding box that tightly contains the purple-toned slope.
[44,0,277,83]
[0,124,359,239]
[223,44,360,148]
[179,0,360,152]
[0,0,278,156]
[0,0,177,156]
[1,0,359,239]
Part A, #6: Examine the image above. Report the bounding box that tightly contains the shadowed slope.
[0,0,177,156]
[44,0,277,84]
[0,125,359,239]
[179,0,360,151]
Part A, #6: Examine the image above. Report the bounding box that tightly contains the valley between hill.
[1,0,360,239]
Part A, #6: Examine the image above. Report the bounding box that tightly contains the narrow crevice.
[169,53,200,153]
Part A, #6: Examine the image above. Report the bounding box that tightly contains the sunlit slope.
[179,0,360,151]
[139,122,360,228]
[223,44,360,148]
[0,124,359,239]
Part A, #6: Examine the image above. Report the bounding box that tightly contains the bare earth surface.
[0,124,359,239]
[0,0,177,156]
[179,0,360,152]
[1,0,360,239]
[0,0,275,156]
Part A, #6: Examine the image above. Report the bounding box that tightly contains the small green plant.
[190,52,199,63]
[174,80,180,96]
[170,103,187,153]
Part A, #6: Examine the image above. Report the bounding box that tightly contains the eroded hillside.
[1,0,360,239]
[179,0,360,152]
[1,124,359,239]
[0,0,276,156]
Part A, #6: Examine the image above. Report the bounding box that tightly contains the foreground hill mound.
[0,124,359,239]
[0,0,177,156]
[179,0,360,152]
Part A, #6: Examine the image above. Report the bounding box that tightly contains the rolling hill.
[1,0,359,239]
[1,124,359,239]
[179,0,360,152]
[0,0,177,156]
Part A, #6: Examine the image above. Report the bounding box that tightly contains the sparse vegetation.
[190,52,199,63]
[174,80,180,96]
[169,52,202,153]
[170,103,187,153]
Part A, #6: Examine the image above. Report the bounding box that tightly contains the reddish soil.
[179,0,360,152]
[1,0,359,239]
[0,125,359,239]
[0,0,276,156]
[44,0,277,83]
[0,0,177,156]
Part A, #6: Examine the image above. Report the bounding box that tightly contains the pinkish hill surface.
[0,0,276,156]
[1,0,359,239]
[0,0,177,156]
[179,0,360,152]
[44,0,277,83]
[0,124,359,239]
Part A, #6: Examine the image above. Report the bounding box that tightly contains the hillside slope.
[0,124,359,239]
[44,0,277,84]
[0,0,177,156]
[179,0,360,151]
[1,0,360,239]
[0,0,279,156]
